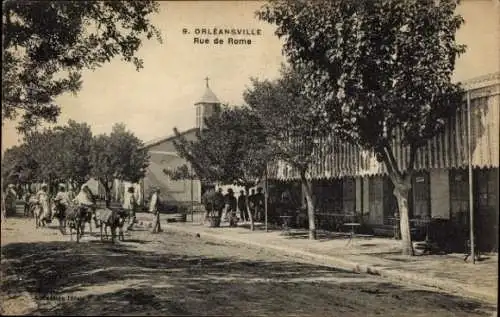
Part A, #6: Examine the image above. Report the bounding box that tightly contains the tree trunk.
[300,170,316,240]
[245,186,255,231]
[390,174,414,256]
[102,179,111,208]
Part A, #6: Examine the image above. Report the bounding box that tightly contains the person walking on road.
[124,186,138,231]
[150,188,163,233]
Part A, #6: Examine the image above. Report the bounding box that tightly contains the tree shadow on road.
[1,240,496,317]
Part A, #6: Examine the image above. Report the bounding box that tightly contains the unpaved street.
[1,217,496,316]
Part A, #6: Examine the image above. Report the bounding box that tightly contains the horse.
[33,198,52,228]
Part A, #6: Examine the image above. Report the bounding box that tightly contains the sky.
[1,0,499,153]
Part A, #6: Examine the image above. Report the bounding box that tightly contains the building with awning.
[267,72,499,252]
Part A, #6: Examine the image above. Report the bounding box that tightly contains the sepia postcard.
[1,0,498,316]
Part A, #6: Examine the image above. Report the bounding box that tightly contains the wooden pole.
[467,90,475,264]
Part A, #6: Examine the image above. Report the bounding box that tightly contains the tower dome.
[195,77,221,130]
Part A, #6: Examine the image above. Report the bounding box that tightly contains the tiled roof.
[195,86,220,105]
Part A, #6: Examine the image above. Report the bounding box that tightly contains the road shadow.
[281,230,352,241]
[1,240,495,316]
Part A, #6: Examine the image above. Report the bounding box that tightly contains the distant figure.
[123,187,138,231]
[35,184,49,207]
[23,188,33,217]
[67,186,76,202]
[54,184,70,211]
[74,184,98,228]
[237,190,248,222]
[1,195,6,221]
[223,188,237,222]
[201,188,216,221]
[33,183,52,226]
[74,184,96,209]
[254,187,265,222]
[150,188,163,233]
[213,188,225,218]
[4,184,18,217]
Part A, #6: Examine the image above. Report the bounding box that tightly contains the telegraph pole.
[467,90,475,264]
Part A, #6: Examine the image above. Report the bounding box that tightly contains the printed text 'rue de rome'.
[182,27,263,45]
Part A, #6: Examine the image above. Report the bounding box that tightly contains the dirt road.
[1,217,496,316]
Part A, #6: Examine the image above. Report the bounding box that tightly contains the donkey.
[95,207,127,243]
[66,203,94,243]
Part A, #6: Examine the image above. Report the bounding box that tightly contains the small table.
[280,215,294,235]
[343,223,361,246]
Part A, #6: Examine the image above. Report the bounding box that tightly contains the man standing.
[123,187,138,231]
[223,188,237,223]
[201,188,216,221]
[255,187,265,222]
[150,188,163,233]
[237,190,247,222]
[214,188,225,219]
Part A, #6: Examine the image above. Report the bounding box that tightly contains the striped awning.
[269,77,499,181]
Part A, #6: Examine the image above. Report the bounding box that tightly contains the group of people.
[2,180,164,236]
[202,187,266,224]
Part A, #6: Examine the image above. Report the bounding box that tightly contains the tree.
[173,106,270,230]
[90,123,149,207]
[54,120,93,189]
[24,128,66,193]
[2,120,92,193]
[1,144,39,189]
[2,1,162,133]
[258,0,465,254]
[244,65,329,240]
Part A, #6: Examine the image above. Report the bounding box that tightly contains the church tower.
[195,77,221,131]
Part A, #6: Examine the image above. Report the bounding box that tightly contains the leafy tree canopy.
[1,144,38,186]
[244,65,329,171]
[258,0,465,169]
[2,0,162,133]
[53,119,93,188]
[90,123,149,191]
[173,106,270,188]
